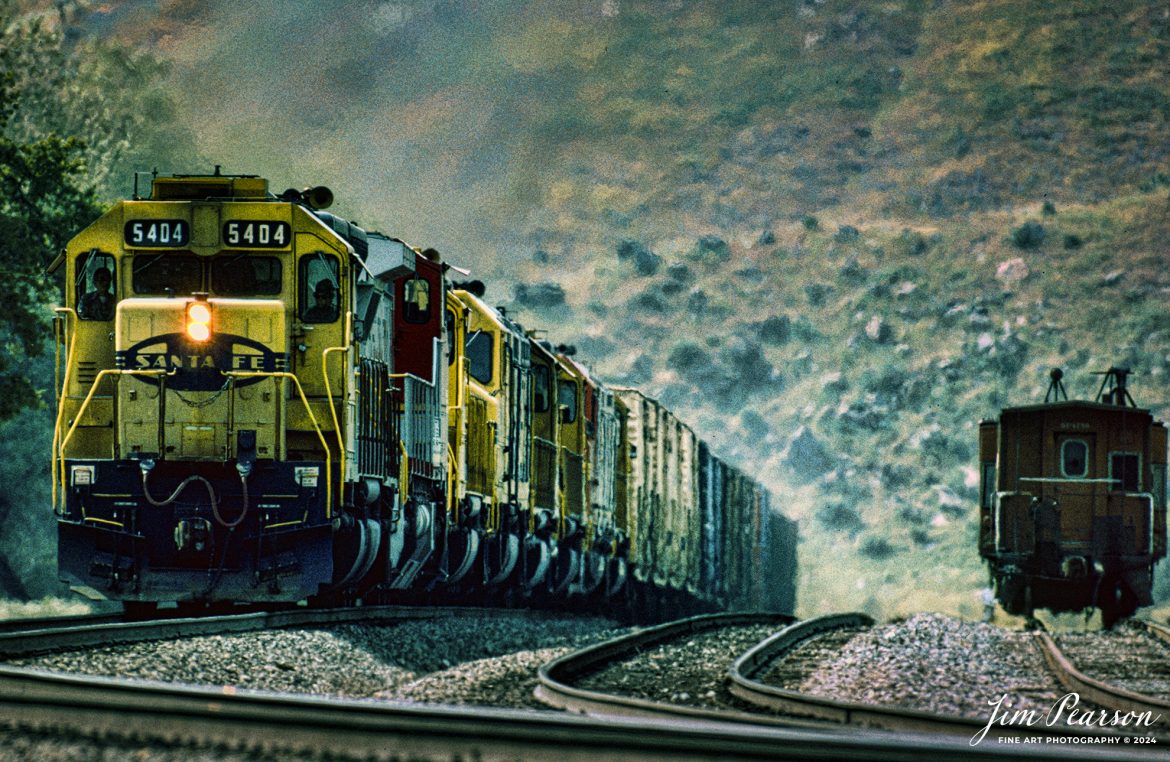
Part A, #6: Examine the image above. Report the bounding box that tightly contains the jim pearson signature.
[971,693,1161,746]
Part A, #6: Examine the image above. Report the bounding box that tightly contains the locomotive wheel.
[444,528,481,585]
[522,536,552,592]
[549,546,581,597]
[483,531,521,588]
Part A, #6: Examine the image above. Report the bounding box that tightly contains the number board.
[223,220,291,248]
[124,220,190,247]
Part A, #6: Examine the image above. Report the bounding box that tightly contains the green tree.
[0,16,98,419]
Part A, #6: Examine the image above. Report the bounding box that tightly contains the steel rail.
[0,608,1153,760]
[535,611,801,723]
[730,614,1162,744]
[1,663,1113,762]
[0,604,553,659]
[1034,628,1170,718]
[726,613,1008,735]
[0,611,123,635]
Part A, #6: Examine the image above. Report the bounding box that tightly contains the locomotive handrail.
[320,309,353,504]
[55,368,174,514]
[51,306,79,515]
[225,371,334,517]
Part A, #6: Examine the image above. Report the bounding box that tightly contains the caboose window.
[466,330,493,384]
[1061,439,1088,478]
[132,254,201,295]
[75,251,116,321]
[211,255,282,295]
[1109,452,1140,492]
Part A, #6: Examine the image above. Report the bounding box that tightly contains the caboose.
[979,367,1168,626]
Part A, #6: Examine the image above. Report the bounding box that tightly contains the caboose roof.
[999,400,1154,418]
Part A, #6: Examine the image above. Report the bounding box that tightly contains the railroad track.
[2,607,1161,759]
[1032,620,1170,721]
[0,606,1085,761]
[538,610,1165,756]
[535,611,800,722]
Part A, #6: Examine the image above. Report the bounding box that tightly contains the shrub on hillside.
[756,314,791,345]
[859,535,898,560]
[617,239,662,275]
[897,229,929,257]
[816,501,865,535]
[1012,221,1046,249]
[835,224,861,243]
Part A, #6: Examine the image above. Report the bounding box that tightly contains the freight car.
[50,170,796,618]
[979,367,1167,626]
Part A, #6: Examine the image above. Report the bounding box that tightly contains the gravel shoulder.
[8,613,629,707]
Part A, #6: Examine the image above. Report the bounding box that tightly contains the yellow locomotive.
[52,171,796,616]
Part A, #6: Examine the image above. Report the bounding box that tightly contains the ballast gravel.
[791,612,1065,718]
[574,623,782,709]
[9,613,627,706]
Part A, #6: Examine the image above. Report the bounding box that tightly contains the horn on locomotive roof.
[1093,366,1136,408]
[279,186,334,210]
[1045,368,1068,403]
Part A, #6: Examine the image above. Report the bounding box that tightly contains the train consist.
[979,367,1167,626]
[51,171,796,617]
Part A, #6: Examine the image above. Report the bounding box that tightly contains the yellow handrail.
[226,371,334,517]
[50,307,78,515]
[56,368,172,514]
[321,308,352,508]
[399,441,409,505]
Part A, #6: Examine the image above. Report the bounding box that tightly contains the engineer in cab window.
[303,279,338,322]
[79,266,115,320]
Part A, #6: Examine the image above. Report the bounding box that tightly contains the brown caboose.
[979,368,1167,626]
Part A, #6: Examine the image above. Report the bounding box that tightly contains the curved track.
[2,608,1163,759]
[1033,621,1170,719]
[538,610,1166,757]
[535,611,798,723]
[0,607,1070,761]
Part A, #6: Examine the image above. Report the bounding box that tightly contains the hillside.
[32,0,1170,619]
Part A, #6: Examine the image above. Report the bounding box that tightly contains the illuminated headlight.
[71,465,95,486]
[186,301,212,342]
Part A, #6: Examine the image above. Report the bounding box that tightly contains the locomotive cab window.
[76,251,117,321]
[211,255,282,296]
[533,365,550,412]
[1061,439,1089,478]
[1109,452,1140,492]
[466,330,492,384]
[299,254,339,323]
[559,379,578,424]
[133,253,201,296]
[403,276,431,324]
[446,309,456,366]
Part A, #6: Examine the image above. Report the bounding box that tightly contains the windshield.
[133,254,201,295]
[211,255,282,295]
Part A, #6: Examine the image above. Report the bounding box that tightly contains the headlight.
[186,301,212,342]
